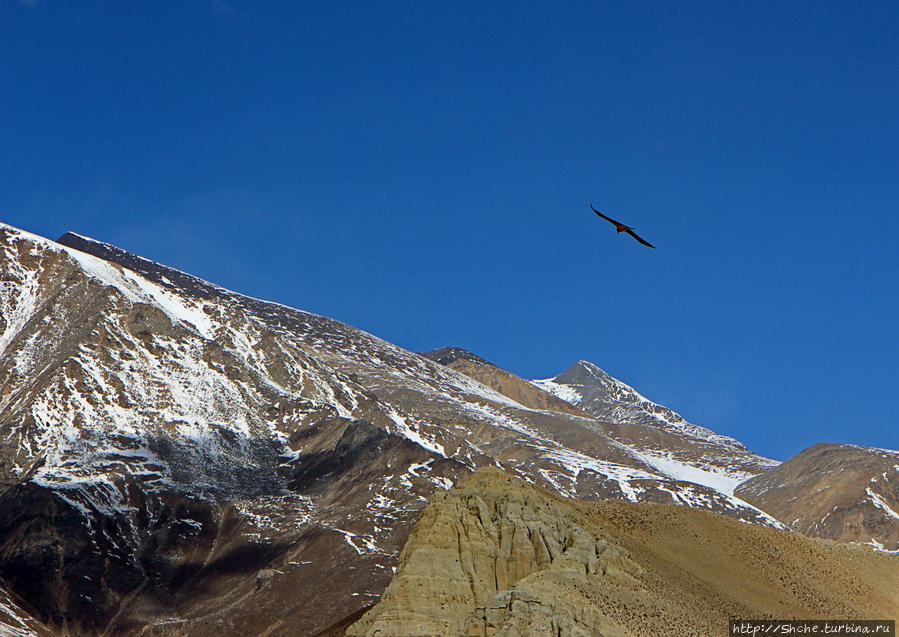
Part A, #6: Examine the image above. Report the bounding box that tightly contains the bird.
[590,204,655,249]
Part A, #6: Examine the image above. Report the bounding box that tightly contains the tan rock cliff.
[347,468,899,637]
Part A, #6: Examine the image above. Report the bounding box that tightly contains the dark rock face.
[420,347,495,367]
[0,482,223,633]
[0,416,464,635]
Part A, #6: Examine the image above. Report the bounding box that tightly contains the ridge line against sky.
[2,1,897,460]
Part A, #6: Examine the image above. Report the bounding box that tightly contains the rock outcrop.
[349,468,899,637]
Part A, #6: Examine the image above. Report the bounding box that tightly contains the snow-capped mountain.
[0,222,893,635]
[533,360,778,490]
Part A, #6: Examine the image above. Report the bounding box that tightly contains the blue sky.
[2,1,897,460]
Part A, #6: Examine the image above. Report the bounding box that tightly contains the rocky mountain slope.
[1,224,469,634]
[421,347,587,417]
[0,221,895,635]
[736,443,899,551]
[0,585,53,637]
[348,467,899,637]
[533,359,773,479]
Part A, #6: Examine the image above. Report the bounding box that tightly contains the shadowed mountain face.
[0,223,895,635]
[735,443,899,551]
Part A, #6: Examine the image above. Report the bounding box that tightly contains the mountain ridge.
[0,221,896,635]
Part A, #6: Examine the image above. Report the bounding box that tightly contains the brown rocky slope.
[421,348,589,417]
[347,467,899,637]
[736,443,899,551]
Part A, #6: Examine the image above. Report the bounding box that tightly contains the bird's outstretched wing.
[625,228,655,249]
[590,204,625,228]
[590,203,655,248]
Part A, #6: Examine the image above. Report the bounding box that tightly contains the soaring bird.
[590,204,655,249]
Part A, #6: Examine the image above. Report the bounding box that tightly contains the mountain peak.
[57,230,100,243]
[554,359,613,386]
[420,347,495,367]
[534,358,757,459]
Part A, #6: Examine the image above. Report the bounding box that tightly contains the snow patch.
[866,487,899,520]
[531,379,582,405]
[630,450,754,496]
[64,247,216,338]
[386,409,446,457]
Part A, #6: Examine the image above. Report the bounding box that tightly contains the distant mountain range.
[0,222,895,635]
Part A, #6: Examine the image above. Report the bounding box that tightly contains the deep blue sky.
[2,1,897,460]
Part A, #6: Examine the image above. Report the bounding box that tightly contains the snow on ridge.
[531,378,582,405]
[57,228,350,327]
[844,443,899,457]
[0,222,61,250]
[866,487,899,520]
[535,360,760,454]
[63,242,217,338]
[386,409,446,457]
[572,359,607,379]
[1,224,218,339]
[4,224,558,421]
[6,223,325,325]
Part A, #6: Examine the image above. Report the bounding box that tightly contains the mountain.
[420,348,587,416]
[533,360,772,478]
[735,443,899,551]
[2,224,495,634]
[347,468,899,636]
[0,222,895,635]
